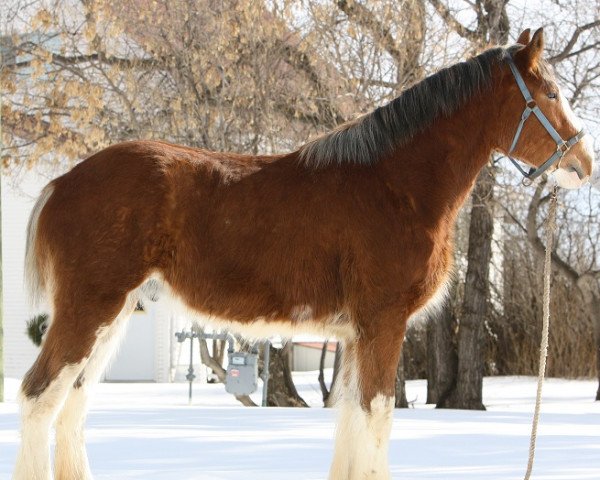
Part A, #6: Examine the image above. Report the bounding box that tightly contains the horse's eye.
[547,92,557,99]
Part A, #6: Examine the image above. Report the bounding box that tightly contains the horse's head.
[497,28,596,189]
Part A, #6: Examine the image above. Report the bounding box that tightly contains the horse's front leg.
[329,309,406,480]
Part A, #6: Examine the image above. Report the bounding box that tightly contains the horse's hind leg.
[54,295,137,480]
[329,312,406,480]
[13,293,130,480]
[13,347,86,480]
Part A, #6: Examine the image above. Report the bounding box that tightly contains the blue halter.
[506,55,585,181]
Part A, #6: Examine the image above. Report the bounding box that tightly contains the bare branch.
[6,50,159,71]
[336,0,404,64]
[549,20,600,64]
[526,181,580,284]
[274,38,346,127]
[427,0,480,42]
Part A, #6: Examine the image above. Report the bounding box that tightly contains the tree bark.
[0,71,3,402]
[267,343,308,407]
[425,0,508,411]
[331,343,342,387]
[440,166,494,410]
[321,343,343,407]
[318,340,332,405]
[395,348,408,408]
[0,170,3,403]
[591,297,600,401]
[596,332,600,401]
[427,297,457,405]
[213,338,225,366]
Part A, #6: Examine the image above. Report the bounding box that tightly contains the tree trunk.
[439,165,494,410]
[592,297,600,401]
[267,343,308,407]
[595,318,600,401]
[318,340,331,405]
[0,172,3,403]
[427,296,457,405]
[213,338,225,366]
[0,91,3,402]
[331,343,342,386]
[322,343,343,407]
[395,348,408,408]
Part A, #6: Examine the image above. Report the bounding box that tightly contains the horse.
[13,28,595,479]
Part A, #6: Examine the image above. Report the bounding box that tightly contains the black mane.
[300,46,515,167]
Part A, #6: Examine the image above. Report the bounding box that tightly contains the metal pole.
[187,334,195,405]
[262,340,270,407]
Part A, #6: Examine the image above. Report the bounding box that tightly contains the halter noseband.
[506,55,585,181]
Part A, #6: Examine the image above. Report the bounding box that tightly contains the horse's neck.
[378,103,495,227]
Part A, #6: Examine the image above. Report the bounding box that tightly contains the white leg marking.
[330,395,394,480]
[55,387,93,480]
[54,297,136,480]
[362,394,395,480]
[13,362,85,480]
[328,347,394,480]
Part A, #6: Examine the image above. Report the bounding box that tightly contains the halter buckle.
[526,100,537,109]
[557,141,569,154]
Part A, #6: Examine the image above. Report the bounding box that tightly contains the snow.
[1,374,599,479]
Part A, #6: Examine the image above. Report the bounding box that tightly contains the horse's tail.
[25,184,55,310]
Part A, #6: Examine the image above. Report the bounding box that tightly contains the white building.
[291,339,337,372]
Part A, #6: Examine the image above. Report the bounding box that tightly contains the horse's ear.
[516,29,531,45]
[514,27,544,71]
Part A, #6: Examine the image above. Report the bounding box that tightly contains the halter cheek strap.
[506,55,585,181]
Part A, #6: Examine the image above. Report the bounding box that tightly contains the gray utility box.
[225,351,259,396]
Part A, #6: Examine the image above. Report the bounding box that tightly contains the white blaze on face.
[551,168,585,189]
[558,90,583,132]
[549,90,596,189]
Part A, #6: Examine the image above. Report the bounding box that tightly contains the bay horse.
[14,28,595,480]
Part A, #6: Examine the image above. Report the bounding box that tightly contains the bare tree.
[266,343,308,407]
[394,349,408,408]
[427,0,509,410]
[319,343,343,407]
[4,0,599,407]
[428,0,600,408]
[2,0,432,406]
[426,294,457,405]
[500,179,600,399]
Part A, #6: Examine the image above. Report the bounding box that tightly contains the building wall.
[154,300,172,383]
[292,344,336,372]
[104,309,157,381]
[3,173,46,378]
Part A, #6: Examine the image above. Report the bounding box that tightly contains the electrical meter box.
[225,351,259,396]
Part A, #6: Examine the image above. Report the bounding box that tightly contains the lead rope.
[524,185,558,480]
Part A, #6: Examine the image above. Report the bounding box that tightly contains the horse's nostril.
[568,165,585,180]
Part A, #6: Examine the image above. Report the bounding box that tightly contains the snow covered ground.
[1,374,599,479]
